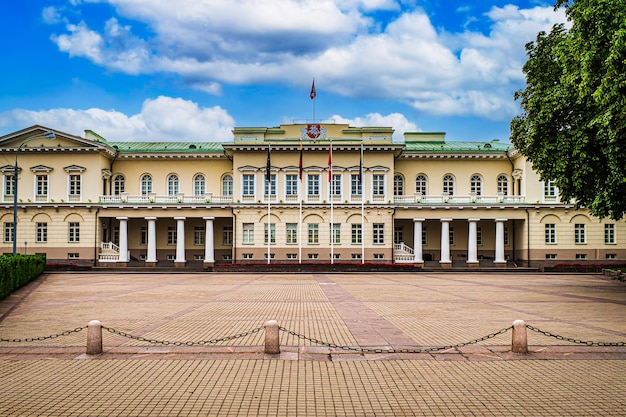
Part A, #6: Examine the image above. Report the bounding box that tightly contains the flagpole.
[329,137,334,264]
[299,179,302,264]
[361,143,365,264]
[266,144,271,265]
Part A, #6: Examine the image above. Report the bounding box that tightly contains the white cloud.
[46,1,567,121]
[330,112,418,141]
[0,96,235,142]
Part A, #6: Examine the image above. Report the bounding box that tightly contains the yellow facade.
[1,124,624,269]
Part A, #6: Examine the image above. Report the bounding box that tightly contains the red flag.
[310,79,316,100]
[298,142,303,181]
[327,144,332,182]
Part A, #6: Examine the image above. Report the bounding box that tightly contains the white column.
[440,218,452,265]
[495,218,507,266]
[117,217,129,263]
[203,216,215,265]
[145,217,157,265]
[467,218,479,266]
[175,217,186,266]
[413,218,424,264]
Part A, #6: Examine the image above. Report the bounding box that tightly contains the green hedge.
[0,254,46,300]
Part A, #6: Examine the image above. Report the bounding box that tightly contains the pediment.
[64,165,87,173]
[30,165,53,173]
[0,125,116,157]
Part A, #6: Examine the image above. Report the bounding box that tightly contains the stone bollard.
[86,320,103,355]
[511,319,528,354]
[264,320,280,354]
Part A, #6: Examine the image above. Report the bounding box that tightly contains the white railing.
[393,242,414,255]
[98,254,120,262]
[99,194,234,204]
[393,195,527,204]
[394,253,415,263]
[101,241,119,253]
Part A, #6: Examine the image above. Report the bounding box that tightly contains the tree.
[511,0,626,219]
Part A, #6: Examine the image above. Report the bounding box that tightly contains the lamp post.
[12,130,56,254]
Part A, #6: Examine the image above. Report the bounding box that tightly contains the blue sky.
[0,0,566,142]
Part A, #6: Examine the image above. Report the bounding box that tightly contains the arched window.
[393,174,404,196]
[470,174,482,196]
[113,174,125,195]
[194,174,206,196]
[140,174,152,195]
[222,175,233,196]
[415,174,428,195]
[443,174,455,195]
[497,175,509,195]
[167,174,179,196]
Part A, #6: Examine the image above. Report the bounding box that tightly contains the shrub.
[0,254,46,300]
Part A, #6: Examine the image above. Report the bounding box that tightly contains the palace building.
[0,124,624,269]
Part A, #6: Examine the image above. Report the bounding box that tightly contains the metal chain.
[526,325,626,347]
[278,326,513,354]
[0,326,87,343]
[101,325,264,346]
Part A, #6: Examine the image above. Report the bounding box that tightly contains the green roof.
[403,140,512,153]
[108,142,226,153]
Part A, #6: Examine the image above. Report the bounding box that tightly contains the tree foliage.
[511,0,626,219]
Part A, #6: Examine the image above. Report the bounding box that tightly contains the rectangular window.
[351,253,362,260]
[374,254,384,260]
[307,253,319,259]
[286,223,298,244]
[264,253,275,260]
[286,253,298,260]
[545,224,556,244]
[605,224,615,244]
[504,227,509,246]
[264,174,276,196]
[331,223,341,244]
[373,224,384,244]
[394,226,403,245]
[286,175,298,196]
[545,254,557,260]
[351,174,362,196]
[544,180,557,197]
[243,223,254,244]
[606,254,617,260]
[36,222,47,243]
[331,174,341,196]
[243,253,253,259]
[140,226,147,245]
[167,226,176,245]
[4,174,15,199]
[308,224,319,244]
[3,222,13,243]
[36,175,48,198]
[307,174,320,196]
[575,224,586,244]
[422,227,427,246]
[351,224,362,244]
[68,253,80,259]
[264,223,276,244]
[68,222,80,243]
[449,226,455,246]
[223,226,233,246]
[575,253,587,260]
[477,227,483,246]
[68,174,81,199]
[194,226,205,246]
[242,174,255,196]
[372,174,385,196]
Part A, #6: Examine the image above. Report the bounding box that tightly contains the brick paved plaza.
[1,271,626,416]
